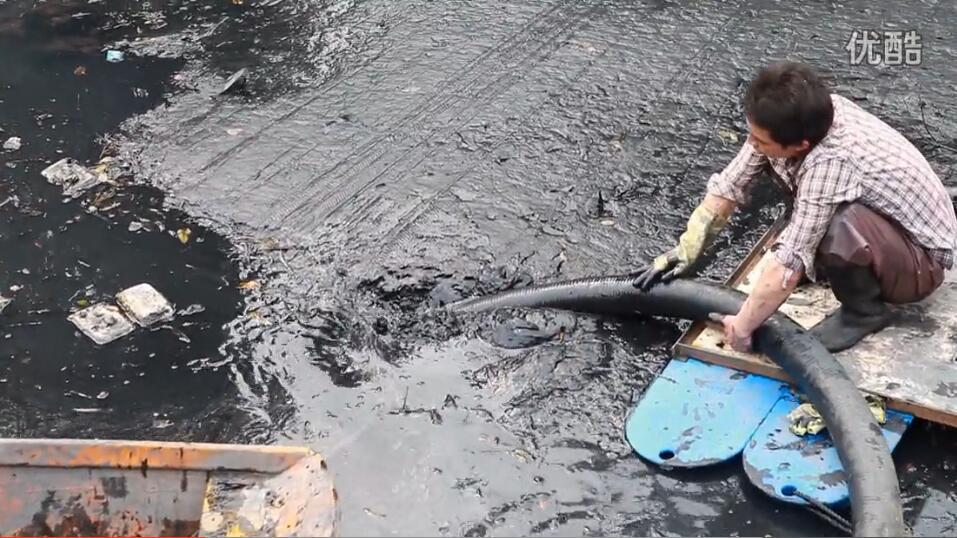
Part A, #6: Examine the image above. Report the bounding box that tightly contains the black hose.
[447,274,904,537]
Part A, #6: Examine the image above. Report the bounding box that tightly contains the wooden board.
[674,217,957,429]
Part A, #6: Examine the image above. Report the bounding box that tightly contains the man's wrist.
[736,263,802,334]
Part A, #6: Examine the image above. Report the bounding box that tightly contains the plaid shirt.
[706,93,957,282]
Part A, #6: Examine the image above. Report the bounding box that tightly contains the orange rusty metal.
[0,438,339,537]
[0,439,310,472]
[199,453,338,537]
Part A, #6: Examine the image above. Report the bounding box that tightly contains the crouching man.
[633,61,957,353]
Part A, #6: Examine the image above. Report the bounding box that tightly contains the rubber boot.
[808,265,895,352]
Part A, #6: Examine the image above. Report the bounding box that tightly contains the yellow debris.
[787,395,886,436]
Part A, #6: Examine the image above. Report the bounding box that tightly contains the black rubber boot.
[808,265,895,352]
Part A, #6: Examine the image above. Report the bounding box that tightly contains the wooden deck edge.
[674,343,957,429]
[0,438,317,473]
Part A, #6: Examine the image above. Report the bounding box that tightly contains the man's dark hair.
[745,61,834,147]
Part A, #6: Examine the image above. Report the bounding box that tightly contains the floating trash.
[2,137,20,151]
[179,303,205,316]
[115,283,174,327]
[90,156,129,184]
[220,68,248,95]
[0,296,10,314]
[68,303,136,345]
[717,127,739,144]
[105,50,124,63]
[41,157,104,198]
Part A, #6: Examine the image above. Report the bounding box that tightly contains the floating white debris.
[220,67,248,95]
[2,137,20,151]
[0,296,10,314]
[41,157,103,198]
[179,303,205,316]
[73,408,108,414]
[116,283,174,327]
[68,303,135,345]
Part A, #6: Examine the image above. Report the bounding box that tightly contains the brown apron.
[814,203,945,304]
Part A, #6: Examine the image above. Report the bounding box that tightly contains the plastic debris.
[2,137,20,151]
[179,304,205,316]
[220,68,248,95]
[91,156,129,184]
[717,128,739,144]
[176,227,191,244]
[68,303,136,345]
[41,157,104,198]
[105,50,124,63]
[787,394,887,436]
[0,296,10,314]
[115,283,174,327]
[74,66,87,76]
[128,221,144,232]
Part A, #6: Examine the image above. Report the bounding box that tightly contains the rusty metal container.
[0,438,338,536]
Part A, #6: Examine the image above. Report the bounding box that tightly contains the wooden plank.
[674,217,957,429]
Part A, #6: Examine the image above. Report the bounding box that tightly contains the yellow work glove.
[632,203,728,291]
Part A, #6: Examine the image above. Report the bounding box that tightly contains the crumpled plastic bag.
[787,394,886,436]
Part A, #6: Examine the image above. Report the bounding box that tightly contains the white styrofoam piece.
[68,303,135,345]
[116,283,174,327]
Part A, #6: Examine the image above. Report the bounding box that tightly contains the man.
[633,61,957,353]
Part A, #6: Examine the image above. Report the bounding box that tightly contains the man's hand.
[707,254,805,353]
[632,195,735,291]
[632,248,681,290]
[709,313,754,352]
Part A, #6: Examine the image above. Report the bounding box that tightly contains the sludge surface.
[5,0,957,535]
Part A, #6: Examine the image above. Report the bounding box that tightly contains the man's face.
[746,119,809,159]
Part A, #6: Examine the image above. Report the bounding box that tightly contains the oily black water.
[2,0,956,536]
[0,1,250,443]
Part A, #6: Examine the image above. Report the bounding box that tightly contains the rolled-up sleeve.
[706,141,768,205]
[772,157,858,282]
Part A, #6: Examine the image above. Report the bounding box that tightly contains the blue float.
[625,358,788,467]
[626,355,915,508]
[742,390,913,507]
